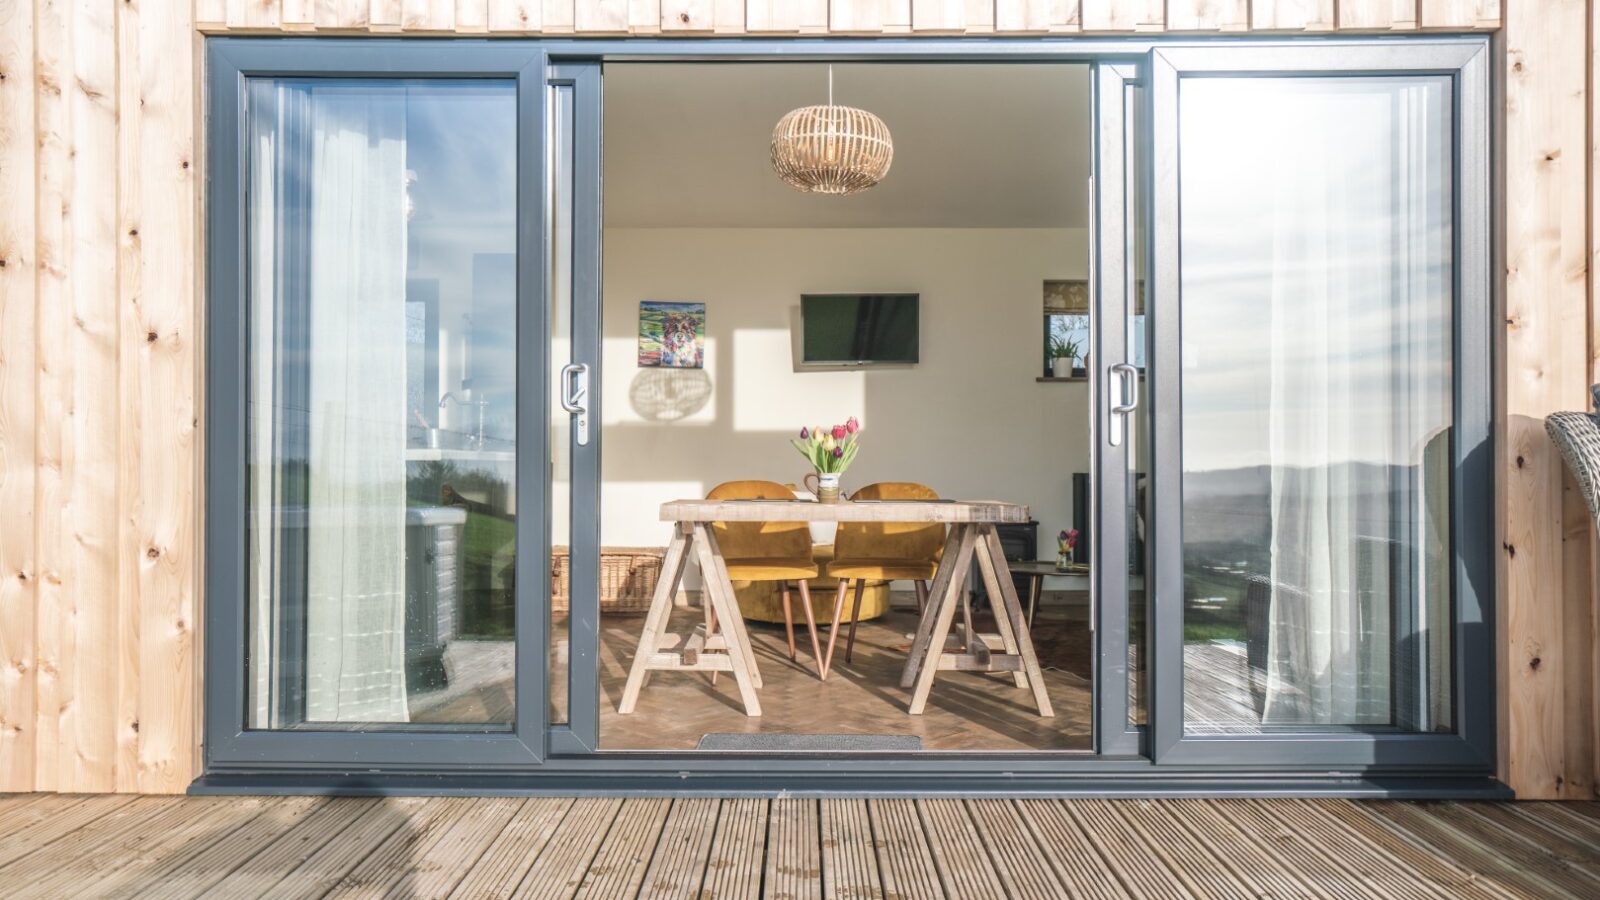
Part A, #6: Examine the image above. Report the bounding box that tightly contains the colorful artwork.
[638,301,705,369]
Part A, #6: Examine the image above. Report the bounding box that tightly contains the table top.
[660,498,1030,524]
[1009,560,1090,576]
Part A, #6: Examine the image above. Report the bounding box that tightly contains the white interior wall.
[599,227,1092,555]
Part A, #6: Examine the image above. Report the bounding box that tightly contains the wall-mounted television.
[800,293,920,365]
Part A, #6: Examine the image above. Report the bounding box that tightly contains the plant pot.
[1051,357,1073,378]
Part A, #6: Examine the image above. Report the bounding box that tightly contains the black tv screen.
[801,294,920,365]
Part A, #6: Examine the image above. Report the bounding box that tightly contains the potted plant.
[793,417,861,504]
[1048,333,1081,379]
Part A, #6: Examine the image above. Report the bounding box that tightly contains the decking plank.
[258,797,432,900]
[383,796,525,900]
[511,797,625,900]
[120,796,325,900]
[917,798,1006,899]
[1162,798,1338,900]
[1061,799,1194,900]
[1111,798,1256,899]
[0,795,82,840]
[868,799,943,900]
[700,798,768,900]
[637,797,720,900]
[965,798,1067,900]
[1365,801,1600,898]
[1309,800,1518,900]
[322,796,471,899]
[1452,801,1600,873]
[1214,799,1410,900]
[0,795,176,874]
[1512,801,1600,846]
[0,793,137,867]
[448,797,573,900]
[193,797,377,899]
[763,797,822,900]
[1348,801,1569,899]
[575,797,673,899]
[820,798,883,900]
[1010,799,1125,900]
[13,796,263,899]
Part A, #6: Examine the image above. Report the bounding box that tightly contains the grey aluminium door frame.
[203,39,550,768]
[1144,41,1495,770]
[1090,61,1144,758]
[199,34,1500,791]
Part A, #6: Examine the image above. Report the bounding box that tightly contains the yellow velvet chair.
[707,480,825,676]
[824,482,946,672]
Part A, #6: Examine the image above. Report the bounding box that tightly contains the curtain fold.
[303,87,411,723]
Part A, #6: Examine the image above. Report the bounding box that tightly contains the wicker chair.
[1546,386,1600,526]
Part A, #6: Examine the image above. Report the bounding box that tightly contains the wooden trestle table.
[617,498,1054,719]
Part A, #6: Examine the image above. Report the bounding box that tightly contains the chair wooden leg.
[781,583,797,660]
[796,580,824,678]
[823,580,849,678]
[845,578,867,663]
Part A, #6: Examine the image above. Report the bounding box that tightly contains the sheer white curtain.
[1259,82,1446,726]
[303,87,411,723]
[248,82,412,725]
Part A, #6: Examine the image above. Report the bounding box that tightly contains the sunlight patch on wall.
[732,328,864,433]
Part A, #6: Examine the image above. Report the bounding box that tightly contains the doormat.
[696,733,924,752]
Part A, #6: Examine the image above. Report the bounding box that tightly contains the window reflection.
[1178,77,1454,733]
[246,79,518,729]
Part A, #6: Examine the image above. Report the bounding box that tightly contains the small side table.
[1007,561,1090,628]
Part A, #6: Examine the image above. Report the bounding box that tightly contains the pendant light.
[770,66,894,196]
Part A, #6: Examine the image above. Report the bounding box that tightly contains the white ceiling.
[603,63,1091,228]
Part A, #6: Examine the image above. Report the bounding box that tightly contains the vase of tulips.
[1056,529,1080,571]
[793,417,861,504]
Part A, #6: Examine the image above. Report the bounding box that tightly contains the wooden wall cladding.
[4,0,1593,800]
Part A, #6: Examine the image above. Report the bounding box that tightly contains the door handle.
[560,362,590,446]
[1108,362,1138,447]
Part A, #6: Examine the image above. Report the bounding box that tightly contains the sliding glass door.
[206,42,551,767]
[1144,43,1492,767]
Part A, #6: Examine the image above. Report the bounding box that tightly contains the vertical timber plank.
[1079,0,1162,32]
[61,0,122,795]
[575,0,629,31]
[1503,0,1591,799]
[746,0,822,32]
[0,0,38,794]
[1419,0,1499,29]
[488,0,542,29]
[401,0,456,30]
[1165,0,1249,31]
[1337,0,1419,30]
[131,0,199,793]
[627,0,662,32]
[544,0,576,31]
[456,0,490,30]
[32,0,69,795]
[911,0,993,32]
[1251,0,1334,30]
[995,0,1081,32]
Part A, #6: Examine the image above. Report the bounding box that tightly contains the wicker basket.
[550,546,663,615]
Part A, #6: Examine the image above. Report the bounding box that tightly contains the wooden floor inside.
[1,792,1597,898]
[593,606,1093,751]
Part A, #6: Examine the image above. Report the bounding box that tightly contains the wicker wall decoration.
[770,67,894,195]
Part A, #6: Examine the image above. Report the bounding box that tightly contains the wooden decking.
[1,793,1597,899]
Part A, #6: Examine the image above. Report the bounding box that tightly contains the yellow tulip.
[822,434,837,452]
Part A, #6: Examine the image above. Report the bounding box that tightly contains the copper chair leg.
[823,579,849,678]
[845,578,867,663]
[781,583,797,660]
[796,580,825,678]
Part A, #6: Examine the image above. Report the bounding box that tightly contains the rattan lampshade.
[770,68,893,196]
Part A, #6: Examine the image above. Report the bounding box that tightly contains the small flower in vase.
[1056,529,1080,570]
[791,417,862,503]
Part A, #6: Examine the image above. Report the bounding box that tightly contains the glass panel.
[1178,77,1453,734]
[245,79,518,729]
[549,84,574,726]
[1127,82,1149,729]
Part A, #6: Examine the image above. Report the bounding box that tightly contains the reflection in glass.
[1178,78,1453,733]
[246,79,518,728]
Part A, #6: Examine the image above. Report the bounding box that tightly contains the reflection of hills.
[1184,461,1425,573]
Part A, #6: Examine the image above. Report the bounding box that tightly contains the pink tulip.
[831,425,847,440]
[846,417,860,434]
